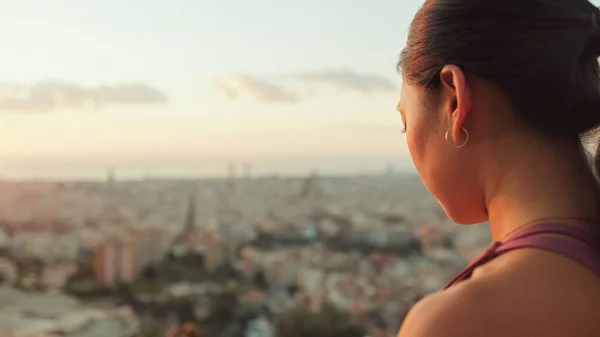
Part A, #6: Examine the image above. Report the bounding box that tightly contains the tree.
[209,290,238,321]
[115,284,137,306]
[141,264,158,281]
[165,323,202,337]
[253,270,269,289]
[177,299,197,324]
[274,302,367,337]
[214,262,239,281]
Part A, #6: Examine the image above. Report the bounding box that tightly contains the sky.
[0,0,424,179]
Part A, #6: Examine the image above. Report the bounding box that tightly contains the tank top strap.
[499,223,600,251]
[495,223,600,275]
[444,223,600,290]
[443,242,501,290]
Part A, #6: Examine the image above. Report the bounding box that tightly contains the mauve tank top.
[444,223,600,289]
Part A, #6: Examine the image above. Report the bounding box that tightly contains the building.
[93,236,143,287]
[93,239,119,287]
[119,238,137,283]
[204,233,225,273]
[171,193,202,257]
[145,229,171,264]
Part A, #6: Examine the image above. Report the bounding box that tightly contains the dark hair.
[399,0,600,142]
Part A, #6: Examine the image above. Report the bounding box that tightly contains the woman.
[397,0,600,336]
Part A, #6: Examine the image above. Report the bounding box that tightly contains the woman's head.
[398,0,600,225]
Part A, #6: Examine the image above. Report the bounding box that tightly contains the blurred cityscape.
[0,1,488,336]
[0,165,491,337]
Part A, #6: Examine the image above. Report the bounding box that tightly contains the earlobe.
[439,65,471,142]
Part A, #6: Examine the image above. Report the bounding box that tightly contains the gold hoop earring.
[445,127,469,148]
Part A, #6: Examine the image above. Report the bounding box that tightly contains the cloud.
[213,69,397,104]
[213,76,299,103]
[291,69,397,93]
[0,81,167,112]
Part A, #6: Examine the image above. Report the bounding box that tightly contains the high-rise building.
[93,239,118,287]
[119,239,137,283]
[93,237,141,287]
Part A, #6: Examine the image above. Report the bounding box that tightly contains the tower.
[227,162,237,180]
[299,171,321,199]
[386,164,395,176]
[173,193,197,247]
[183,193,196,235]
[106,168,116,188]
[242,162,251,179]
[227,162,239,194]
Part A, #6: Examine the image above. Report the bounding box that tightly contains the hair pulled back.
[399,0,600,167]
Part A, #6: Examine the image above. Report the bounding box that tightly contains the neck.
[485,139,600,242]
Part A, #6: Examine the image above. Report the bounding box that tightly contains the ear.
[439,65,471,143]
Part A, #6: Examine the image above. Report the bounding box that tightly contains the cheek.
[407,130,485,224]
[405,112,441,178]
[406,127,443,187]
[407,125,458,202]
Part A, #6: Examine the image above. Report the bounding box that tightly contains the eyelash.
[401,125,407,134]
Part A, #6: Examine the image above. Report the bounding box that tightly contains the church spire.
[183,193,196,235]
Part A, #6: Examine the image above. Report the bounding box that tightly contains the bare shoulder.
[397,251,600,337]
[397,280,502,337]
